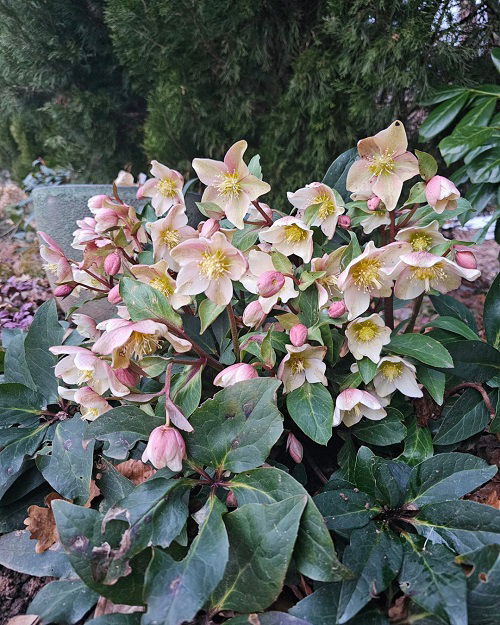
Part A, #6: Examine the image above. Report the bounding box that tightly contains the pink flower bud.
[104,252,121,276]
[226,491,238,507]
[290,323,308,347]
[242,300,267,328]
[199,218,221,238]
[455,248,477,270]
[88,194,108,209]
[286,433,303,463]
[142,425,186,471]
[367,196,381,211]
[107,284,122,304]
[114,367,139,388]
[257,270,285,298]
[425,176,460,213]
[214,363,258,388]
[54,284,74,297]
[328,300,347,318]
[338,215,351,229]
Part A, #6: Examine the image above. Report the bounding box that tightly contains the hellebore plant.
[0,120,499,625]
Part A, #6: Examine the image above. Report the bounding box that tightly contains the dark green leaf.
[0,529,73,578]
[86,616,142,625]
[484,274,500,348]
[398,416,433,466]
[171,364,203,417]
[415,149,438,180]
[0,423,49,490]
[119,277,181,326]
[28,579,98,624]
[298,286,319,327]
[386,334,453,368]
[439,126,495,166]
[421,316,479,340]
[3,332,36,392]
[351,407,406,446]
[96,458,134,509]
[420,87,468,106]
[198,299,226,333]
[433,388,491,445]
[444,340,500,382]
[430,294,477,332]
[458,545,500,625]
[286,382,333,445]
[0,383,45,426]
[419,92,470,140]
[227,614,311,625]
[314,489,379,537]
[467,147,500,184]
[357,357,377,384]
[322,148,358,201]
[415,366,445,405]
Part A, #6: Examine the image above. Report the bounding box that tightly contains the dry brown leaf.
[115,459,156,485]
[93,596,145,616]
[23,492,68,553]
[85,479,101,507]
[6,617,40,625]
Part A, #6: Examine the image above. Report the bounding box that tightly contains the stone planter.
[33,184,201,321]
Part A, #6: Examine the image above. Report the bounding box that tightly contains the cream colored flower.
[148,204,197,269]
[287,182,345,239]
[58,386,112,421]
[141,160,185,216]
[333,388,387,427]
[395,220,446,252]
[310,247,346,307]
[131,259,191,310]
[373,356,422,398]
[360,208,391,234]
[345,313,391,363]
[277,343,327,393]
[259,216,313,263]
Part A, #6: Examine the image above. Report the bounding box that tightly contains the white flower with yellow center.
[287,182,345,239]
[372,356,423,398]
[395,220,447,252]
[277,343,327,394]
[58,386,112,421]
[310,246,347,307]
[131,259,191,310]
[141,160,185,216]
[360,208,391,234]
[337,241,411,320]
[345,313,391,363]
[148,204,197,270]
[333,388,387,427]
[391,251,480,299]
[192,140,271,229]
[259,216,313,263]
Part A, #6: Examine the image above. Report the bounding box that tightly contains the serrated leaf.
[430,294,478,332]
[386,334,453,368]
[286,382,333,445]
[433,388,491,445]
[28,579,98,625]
[484,274,500,348]
[119,277,181,326]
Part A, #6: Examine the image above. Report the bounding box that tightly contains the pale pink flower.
[391,251,480,299]
[346,120,419,211]
[89,197,147,245]
[425,175,460,214]
[58,386,112,421]
[395,220,446,252]
[287,182,345,239]
[131,259,191,309]
[114,367,139,388]
[54,284,73,297]
[92,319,191,368]
[147,204,197,269]
[360,208,391,234]
[108,284,122,304]
[277,343,327,393]
[192,140,271,229]
[240,250,298,314]
[104,252,121,276]
[141,160,185,216]
[142,425,186,471]
[214,363,259,387]
[114,170,136,186]
[259,216,313,263]
[71,314,101,341]
[171,231,247,306]
[290,324,308,347]
[333,388,387,427]
[372,356,422,398]
[71,217,109,249]
[310,247,346,307]
[87,194,108,210]
[242,300,267,328]
[345,313,391,363]
[38,231,73,283]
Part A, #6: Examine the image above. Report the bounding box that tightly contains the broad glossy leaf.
[444,340,500,382]
[351,407,406,446]
[337,524,403,623]
[419,91,470,140]
[3,332,36,391]
[430,294,477,332]
[433,388,491,445]
[405,453,496,505]
[467,147,500,184]
[420,87,468,106]
[415,150,438,180]
[400,539,467,625]
[421,316,479,340]
[458,545,500,625]
[484,274,500,348]
[211,497,306,612]
[322,148,358,201]
[386,333,453,368]
[0,383,44,426]
[198,299,226,333]
[298,286,319,327]
[286,382,333,445]
[229,466,346,581]
[231,223,260,251]
[357,357,377,384]
[143,496,228,625]
[171,364,202,417]
[187,378,283,472]
[96,458,134,509]
[439,126,495,165]
[86,616,141,625]
[0,422,49,491]
[119,277,181,326]
[0,529,73,578]
[398,416,433,466]
[28,579,98,624]
[415,366,445,405]
[314,489,379,537]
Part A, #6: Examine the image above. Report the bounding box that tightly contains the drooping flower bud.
[328,300,347,319]
[257,270,285,298]
[242,300,267,328]
[87,194,108,210]
[290,323,308,347]
[54,284,74,297]
[214,363,259,388]
[107,283,122,304]
[367,196,381,211]
[104,252,121,276]
[114,367,139,388]
[337,215,351,229]
[72,313,100,340]
[226,490,238,507]
[141,425,186,471]
[454,248,477,269]
[425,175,460,213]
[286,432,303,463]
[199,218,221,238]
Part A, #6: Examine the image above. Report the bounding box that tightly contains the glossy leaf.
[0,422,49,491]
[433,388,491,445]
[430,294,477,332]
[444,340,500,382]
[198,299,226,333]
[419,91,470,140]
[322,148,358,201]
[119,277,181,326]
[386,333,453,368]
[484,273,500,348]
[28,579,98,625]
[398,416,433,466]
[357,357,377,384]
[459,545,500,625]
[286,382,333,445]
[0,529,73,578]
[351,407,406,446]
[314,489,379,537]
[0,383,44,426]
[421,316,479,340]
[415,366,445,405]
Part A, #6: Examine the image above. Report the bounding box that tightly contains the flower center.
[368,150,396,177]
[351,258,382,291]
[379,361,403,381]
[353,320,379,342]
[218,172,242,198]
[86,407,100,418]
[409,232,433,252]
[77,369,94,384]
[129,332,161,359]
[149,276,174,296]
[411,263,446,291]
[44,263,59,274]
[289,355,307,374]
[160,228,181,249]
[284,224,308,243]
[157,177,177,198]
[315,193,336,219]
[199,249,230,279]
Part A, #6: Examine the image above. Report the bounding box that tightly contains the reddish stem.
[445,383,495,420]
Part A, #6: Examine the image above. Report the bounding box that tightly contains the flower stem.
[384,293,394,330]
[251,200,273,226]
[227,302,241,361]
[405,293,424,333]
[444,383,495,420]
[396,205,418,231]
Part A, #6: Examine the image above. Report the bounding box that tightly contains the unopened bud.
[290,323,308,347]
[87,194,108,210]
[226,491,238,507]
[337,215,351,229]
[214,363,258,388]
[114,367,139,388]
[328,300,347,318]
[104,252,121,276]
[367,196,381,211]
[242,300,267,328]
[142,425,186,472]
[455,248,477,270]
[107,284,122,304]
[54,284,74,297]
[286,433,303,463]
[257,270,285,298]
[199,218,220,238]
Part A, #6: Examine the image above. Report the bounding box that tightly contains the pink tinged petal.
[50,345,88,356]
[205,276,233,306]
[394,268,425,300]
[38,231,64,254]
[176,263,209,295]
[346,159,373,194]
[359,390,384,410]
[378,242,413,271]
[141,178,159,198]
[226,252,248,280]
[240,175,271,201]
[372,173,403,212]
[192,157,227,186]
[92,326,134,354]
[441,257,480,282]
[336,388,366,411]
[165,331,192,354]
[362,406,387,421]
[394,152,419,181]
[343,285,371,320]
[287,186,319,210]
[223,191,253,230]
[373,120,408,156]
[396,370,423,398]
[170,238,209,264]
[341,410,364,427]
[304,360,327,385]
[166,398,193,432]
[223,140,248,172]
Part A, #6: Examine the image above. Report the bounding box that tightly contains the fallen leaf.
[115,459,156,485]
[24,492,68,553]
[93,596,145,616]
[6,617,39,625]
[85,479,101,507]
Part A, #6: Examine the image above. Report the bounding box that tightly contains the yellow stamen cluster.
[368,149,396,177]
[379,361,403,381]
[157,177,178,198]
[315,193,336,219]
[351,258,382,291]
[289,355,307,374]
[353,320,380,343]
[86,407,100,418]
[199,249,230,279]
[149,276,174,297]
[218,172,242,198]
[129,332,161,359]
[44,262,59,274]
[411,263,446,291]
[77,369,94,384]
[160,228,180,249]
[284,224,308,243]
[409,232,433,252]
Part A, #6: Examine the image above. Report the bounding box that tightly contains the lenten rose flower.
[58,386,112,421]
[141,160,185,216]
[277,343,327,393]
[142,425,186,471]
[71,314,101,341]
[372,356,422,398]
[131,259,191,309]
[148,205,197,269]
[333,388,386,427]
[92,319,191,368]
[391,251,480,299]
[192,140,271,229]
[346,121,419,211]
[171,231,247,306]
[259,216,313,263]
[38,231,73,283]
[337,241,410,320]
[310,246,346,307]
[395,220,446,252]
[345,313,391,363]
[287,182,345,239]
[425,175,460,214]
[240,250,298,314]
[360,208,391,234]
[214,363,259,387]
